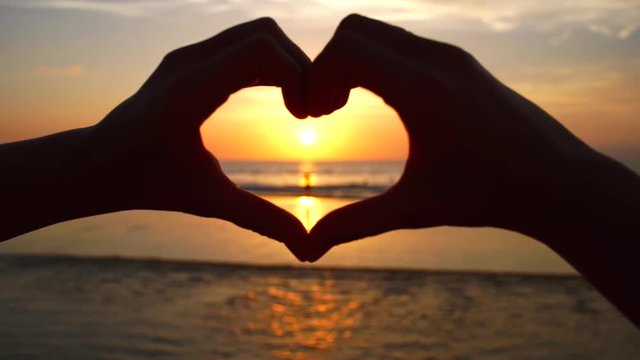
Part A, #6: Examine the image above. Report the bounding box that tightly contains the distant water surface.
[221,161,404,198]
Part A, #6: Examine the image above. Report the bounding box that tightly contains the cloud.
[33,65,85,77]
[2,0,639,40]
[192,0,640,40]
[0,0,180,17]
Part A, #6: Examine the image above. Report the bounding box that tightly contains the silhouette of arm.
[305,14,640,326]
[0,18,309,259]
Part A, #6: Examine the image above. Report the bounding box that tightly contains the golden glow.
[298,162,317,193]
[295,196,320,230]
[201,87,408,161]
[298,196,316,207]
[299,129,317,146]
[237,278,363,359]
[299,172,316,189]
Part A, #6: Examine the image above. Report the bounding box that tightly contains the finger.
[338,14,478,90]
[182,32,307,124]
[306,190,408,262]
[220,186,310,262]
[316,84,350,117]
[330,85,351,114]
[164,19,308,119]
[335,14,447,58]
[307,29,433,118]
[168,17,310,72]
[304,56,333,118]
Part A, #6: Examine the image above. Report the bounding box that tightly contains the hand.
[304,14,604,260]
[88,18,310,259]
[305,14,640,326]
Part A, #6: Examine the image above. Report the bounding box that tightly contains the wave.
[239,183,391,199]
[221,161,404,198]
[0,254,579,278]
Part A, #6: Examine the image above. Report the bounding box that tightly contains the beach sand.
[0,195,574,274]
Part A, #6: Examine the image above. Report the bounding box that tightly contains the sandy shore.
[0,195,574,274]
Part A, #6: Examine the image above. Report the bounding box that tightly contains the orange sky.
[202,88,408,161]
[0,1,638,164]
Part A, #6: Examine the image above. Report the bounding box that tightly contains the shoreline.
[0,252,581,279]
[0,195,577,275]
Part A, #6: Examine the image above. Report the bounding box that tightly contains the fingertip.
[307,110,325,119]
[303,98,324,118]
[285,242,308,262]
[326,85,350,115]
[282,86,308,119]
[306,97,329,118]
[305,64,335,118]
[220,188,311,260]
[304,227,333,262]
[282,56,310,119]
[305,244,330,263]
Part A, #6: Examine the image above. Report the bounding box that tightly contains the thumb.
[219,186,310,262]
[307,189,408,262]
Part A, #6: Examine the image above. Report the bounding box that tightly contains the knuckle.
[436,43,483,84]
[314,31,354,70]
[327,30,356,54]
[254,16,279,33]
[338,13,364,32]
[161,48,188,67]
[453,45,475,62]
[442,43,476,65]
[251,32,277,54]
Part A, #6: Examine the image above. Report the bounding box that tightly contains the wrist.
[82,123,156,213]
[0,125,137,240]
[520,146,639,250]
[54,125,140,215]
[517,146,640,326]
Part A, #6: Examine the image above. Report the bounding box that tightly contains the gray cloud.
[0,0,182,17]
[2,0,639,40]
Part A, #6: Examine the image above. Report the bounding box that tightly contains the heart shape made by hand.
[202,85,408,237]
[96,15,577,264]
[181,14,541,263]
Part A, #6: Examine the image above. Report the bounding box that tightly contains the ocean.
[0,161,638,358]
[1,255,638,359]
[221,161,404,199]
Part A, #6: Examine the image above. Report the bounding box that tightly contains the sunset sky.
[1,0,638,163]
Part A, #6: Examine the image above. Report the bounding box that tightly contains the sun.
[299,129,317,146]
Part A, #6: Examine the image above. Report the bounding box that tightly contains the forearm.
[0,127,137,241]
[526,149,640,326]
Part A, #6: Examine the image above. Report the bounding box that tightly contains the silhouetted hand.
[304,15,640,326]
[91,18,313,257]
[305,14,593,258]
[1,18,310,259]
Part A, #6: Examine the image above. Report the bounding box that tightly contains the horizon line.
[0,253,580,278]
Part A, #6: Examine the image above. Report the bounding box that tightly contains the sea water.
[1,161,639,358]
[0,255,638,359]
[221,161,404,198]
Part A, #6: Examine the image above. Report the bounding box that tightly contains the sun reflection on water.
[234,276,363,360]
[294,196,321,231]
